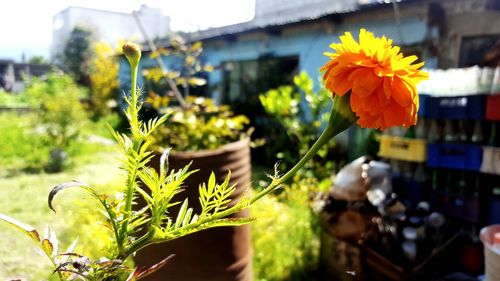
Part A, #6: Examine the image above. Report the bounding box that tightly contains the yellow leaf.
[203,65,214,72]
[190,41,203,52]
[185,56,195,66]
[188,77,207,86]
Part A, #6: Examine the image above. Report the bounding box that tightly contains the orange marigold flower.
[321,29,428,130]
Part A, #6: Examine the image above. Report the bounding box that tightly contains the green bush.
[28,72,89,171]
[0,89,34,108]
[0,111,115,172]
[259,72,343,178]
[0,113,50,170]
[252,177,329,281]
[151,96,251,151]
[0,73,118,171]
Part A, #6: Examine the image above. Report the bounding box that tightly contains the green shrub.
[27,72,89,171]
[252,177,329,281]
[151,96,251,151]
[0,113,50,170]
[0,91,27,108]
[259,72,343,178]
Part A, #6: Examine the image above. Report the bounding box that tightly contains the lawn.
[0,111,124,280]
[0,149,124,280]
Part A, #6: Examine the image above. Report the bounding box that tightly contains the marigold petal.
[350,68,382,97]
[382,100,407,129]
[336,53,365,67]
[330,70,353,96]
[391,78,414,107]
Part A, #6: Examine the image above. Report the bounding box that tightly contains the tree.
[29,55,49,65]
[61,26,92,84]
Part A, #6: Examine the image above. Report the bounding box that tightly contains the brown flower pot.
[134,138,253,281]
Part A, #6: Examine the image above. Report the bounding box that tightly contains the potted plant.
[136,36,254,281]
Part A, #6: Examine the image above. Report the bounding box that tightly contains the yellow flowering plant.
[142,36,251,151]
[0,29,427,280]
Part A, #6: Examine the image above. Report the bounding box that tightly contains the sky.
[0,0,255,62]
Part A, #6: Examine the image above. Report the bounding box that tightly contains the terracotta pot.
[135,138,253,281]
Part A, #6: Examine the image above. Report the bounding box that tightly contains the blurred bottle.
[402,162,415,181]
[458,120,468,143]
[457,172,468,196]
[489,122,499,147]
[428,120,442,143]
[471,174,480,198]
[444,120,458,142]
[413,163,428,184]
[390,159,401,178]
[431,169,439,192]
[471,120,484,144]
[415,118,427,139]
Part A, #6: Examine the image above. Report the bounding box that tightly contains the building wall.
[51,5,170,61]
[201,17,427,101]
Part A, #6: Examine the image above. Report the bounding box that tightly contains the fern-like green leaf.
[174,199,189,229]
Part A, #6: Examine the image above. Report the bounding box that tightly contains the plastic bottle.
[444,120,458,142]
[428,120,442,143]
[471,120,484,144]
[489,122,499,147]
[458,120,468,143]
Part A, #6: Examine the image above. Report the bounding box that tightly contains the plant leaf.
[66,238,79,253]
[198,217,255,229]
[159,148,170,179]
[126,254,175,281]
[0,213,40,243]
[48,181,92,212]
[174,199,189,229]
[41,239,54,256]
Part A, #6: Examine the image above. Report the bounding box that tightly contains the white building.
[51,4,170,61]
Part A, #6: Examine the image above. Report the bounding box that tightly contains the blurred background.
[1,0,500,281]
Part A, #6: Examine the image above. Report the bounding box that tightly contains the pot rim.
[158,138,250,159]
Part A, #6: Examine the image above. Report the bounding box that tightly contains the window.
[222,55,299,116]
[459,35,500,67]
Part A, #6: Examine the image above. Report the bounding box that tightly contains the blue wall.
[118,15,427,99]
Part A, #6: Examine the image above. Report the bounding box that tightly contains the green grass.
[0,149,124,280]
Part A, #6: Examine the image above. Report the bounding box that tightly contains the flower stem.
[120,43,142,254]
[250,94,355,204]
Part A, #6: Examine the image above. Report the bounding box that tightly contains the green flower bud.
[122,41,141,67]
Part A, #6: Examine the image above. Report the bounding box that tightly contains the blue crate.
[427,143,483,170]
[426,95,485,120]
[418,94,430,117]
[488,199,500,224]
